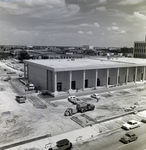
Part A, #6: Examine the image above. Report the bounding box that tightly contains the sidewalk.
[3,109,146,150]
[4,122,109,150]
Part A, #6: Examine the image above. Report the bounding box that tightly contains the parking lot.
[1,59,146,148]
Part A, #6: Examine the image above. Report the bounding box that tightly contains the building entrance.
[85,79,88,88]
[57,82,62,91]
[71,81,76,89]
[97,78,100,86]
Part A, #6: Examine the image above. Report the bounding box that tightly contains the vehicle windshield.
[125,133,131,137]
[128,121,133,125]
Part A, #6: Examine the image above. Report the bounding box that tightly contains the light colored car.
[120,132,138,144]
[91,93,100,100]
[28,84,35,90]
[122,120,141,130]
[68,96,82,104]
[3,76,11,81]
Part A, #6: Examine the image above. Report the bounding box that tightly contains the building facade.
[24,58,146,96]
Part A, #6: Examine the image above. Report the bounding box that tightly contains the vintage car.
[120,132,138,144]
[122,120,141,130]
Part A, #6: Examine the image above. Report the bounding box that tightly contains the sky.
[1,0,146,47]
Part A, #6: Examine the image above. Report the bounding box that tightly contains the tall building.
[134,36,146,58]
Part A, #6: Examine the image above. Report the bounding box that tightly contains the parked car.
[68,96,82,104]
[120,132,138,144]
[28,84,35,90]
[7,71,16,74]
[91,93,100,101]
[3,76,11,81]
[124,105,137,112]
[122,120,141,130]
[53,139,72,150]
[15,95,26,103]
[141,117,146,123]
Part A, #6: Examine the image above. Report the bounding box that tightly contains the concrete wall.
[57,71,70,91]
[85,70,96,88]
[98,69,107,86]
[137,66,144,81]
[47,70,53,91]
[119,68,127,83]
[72,70,83,89]
[109,68,117,85]
[128,67,135,82]
[28,64,47,89]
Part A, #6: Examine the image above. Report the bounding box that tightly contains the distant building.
[134,41,146,58]
[121,47,133,57]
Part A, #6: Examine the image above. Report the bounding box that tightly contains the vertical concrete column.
[95,69,98,89]
[54,72,57,92]
[106,68,109,88]
[126,67,129,84]
[24,63,26,78]
[69,71,72,90]
[143,66,145,81]
[26,64,29,79]
[82,70,85,91]
[116,68,119,85]
[135,67,137,83]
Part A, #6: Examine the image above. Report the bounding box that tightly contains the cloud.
[133,12,146,20]
[107,26,126,34]
[118,0,145,5]
[109,26,119,31]
[96,7,107,12]
[80,22,100,28]
[80,23,92,27]
[0,0,80,18]
[87,31,93,34]
[120,30,126,34]
[78,31,84,34]
[112,22,117,26]
[98,0,107,4]
[94,23,100,27]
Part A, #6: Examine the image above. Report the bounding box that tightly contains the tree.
[17,50,30,62]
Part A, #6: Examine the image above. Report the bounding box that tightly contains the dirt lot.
[1,59,146,147]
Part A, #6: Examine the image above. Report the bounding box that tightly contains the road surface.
[73,123,146,150]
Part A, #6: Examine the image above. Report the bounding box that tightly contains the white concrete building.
[24,58,146,96]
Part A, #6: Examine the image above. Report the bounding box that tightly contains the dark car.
[141,117,146,123]
[54,139,72,150]
[120,132,138,144]
[7,71,16,74]
[15,95,26,103]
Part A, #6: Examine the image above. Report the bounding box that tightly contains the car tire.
[65,111,70,116]
[80,109,85,113]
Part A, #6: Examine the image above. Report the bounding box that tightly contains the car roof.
[126,131,136,136]
[128,120,137,123]
[56,139,69,145]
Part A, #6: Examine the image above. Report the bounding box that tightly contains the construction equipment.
[64,102,95,116]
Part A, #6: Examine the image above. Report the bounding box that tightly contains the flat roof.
[24,57,146,72]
